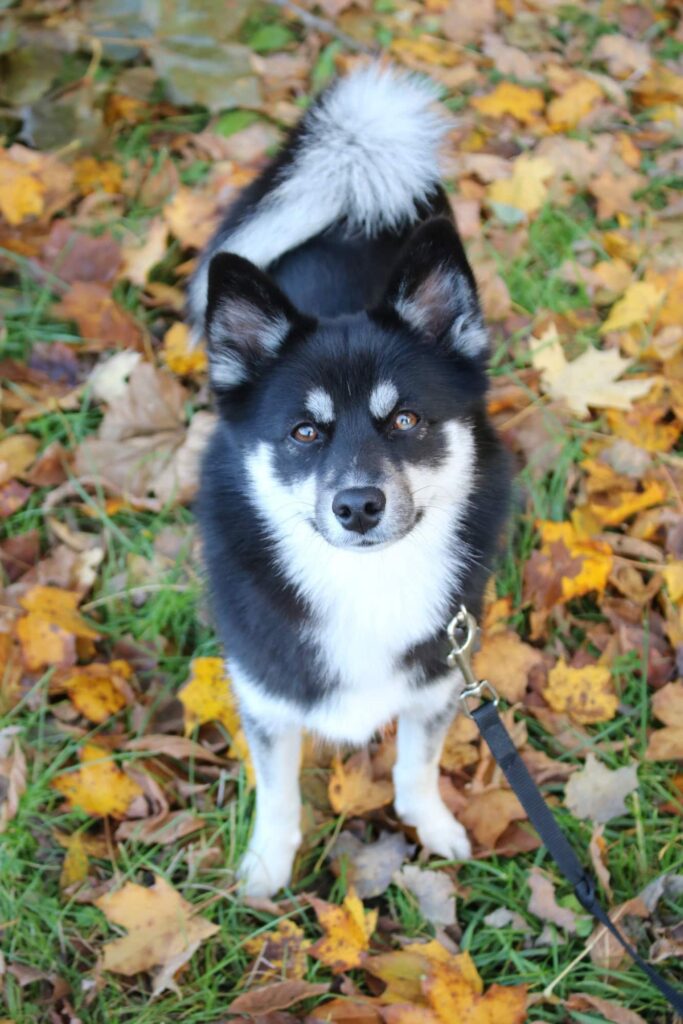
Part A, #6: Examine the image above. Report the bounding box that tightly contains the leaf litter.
[1,0,683,1020]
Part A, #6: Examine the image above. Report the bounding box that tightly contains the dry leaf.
[472,631,542,703]
[227,979,330,1015]
[564,753,638,823]
[530,324,654,417]
[601,281,665,334]
[179,656,240,736]
[471,84,544,124]
[120,219,168,286]
[59,832,90,889]
[162,322,208,376]
[527,867,580,933]
[394,865,456,927]
[330,831,414,899]
[309,889,378,972]
[488,155,553,216]
[0,434,40,485]
[566,993,648,1024]
[0,728,27,833]
[52,744,143,818]
[423,954,527,1024]
[243,919,311,982]
[543,662,618,725]
[459,789,526,849]
[95,874,218,985]
[547,80,602,130]
[17,585,99,671]
[328,752,394,817]
[54,282,145,352]
[51,661,134,723]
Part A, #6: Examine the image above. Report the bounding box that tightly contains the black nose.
[332,487,386,534]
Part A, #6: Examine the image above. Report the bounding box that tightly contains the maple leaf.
[530,325,654,417]
[423,953,527,1024]
[95,874,218,991]
[0,728,27,833]
[120,218,169,286]
[472,631,542,703]
[543,660,618,725]
[547,79,602,130]
[471,83,544,124]
[162,322,208,376]
[586,479,666,526]
[488,155,553,216]
[51,660,134,723]
[459,789,527,850]
[536,521,613,602]
[163,186,219,249]
[179,657,241,735]
[17,585,99,672]
[328,751,394,816]
[564,753,638,823]
[309,889,378,972]
[73,156,123,195]
[54,282,144,352]
[52,744,143,817]
[243,919,311,982]
[0,148,45,225]
[646,682,683,761]
[0,434,39,486]
[601,281,665,334]
[527,867,581,933]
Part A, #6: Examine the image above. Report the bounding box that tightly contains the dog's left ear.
[205,252,314,390]
[374,217,488,360]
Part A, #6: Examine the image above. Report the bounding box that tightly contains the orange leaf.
[162,322,208,376]
[52,744,143,818]
[51,661,134,723]
[473,631,542,703]
[309,889,378,972]
[423,953,527,1023]
[17,585,99,671]
[471,83,544,124]
[328,753,394,816]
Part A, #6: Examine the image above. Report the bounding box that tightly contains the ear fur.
[375,217,488,359]
[205,253,313,389]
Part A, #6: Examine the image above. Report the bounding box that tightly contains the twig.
[271,0,377,54]
[543,902,631,998]
[81,584,192,611]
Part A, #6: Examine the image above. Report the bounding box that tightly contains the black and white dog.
[189,66,510,897]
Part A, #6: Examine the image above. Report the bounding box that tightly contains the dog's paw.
[237,835,298,898]
[396,795,472,862]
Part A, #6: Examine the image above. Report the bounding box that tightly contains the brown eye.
[292,422,319,443]
[392,410,420,431]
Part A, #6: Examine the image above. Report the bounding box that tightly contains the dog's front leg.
[238,716,302,898]
[393,701,472,861]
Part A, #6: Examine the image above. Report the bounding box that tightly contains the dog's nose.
[332,487,386,534]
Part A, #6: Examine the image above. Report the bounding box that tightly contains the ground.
[0,2,682,1023]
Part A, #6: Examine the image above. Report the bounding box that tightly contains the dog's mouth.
[310,511,421,551]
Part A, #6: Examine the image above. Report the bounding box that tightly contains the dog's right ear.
[205,253,313,390]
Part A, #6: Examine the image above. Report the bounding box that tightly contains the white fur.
[236,420,475,744]
[396,268,488,357]
[188,66,447,324]
[209,300,290,388]
[369,380,399,419]
[305,387,335,424]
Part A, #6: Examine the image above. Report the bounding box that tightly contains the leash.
[447,606,683,1015]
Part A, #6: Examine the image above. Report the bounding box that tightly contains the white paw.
[416,810,472,861]
[238,835,299,898]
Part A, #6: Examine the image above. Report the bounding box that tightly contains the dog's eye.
[292,422,319,443]
[392,410,420,432]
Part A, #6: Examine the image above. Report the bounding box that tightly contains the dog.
[189,66,510,898]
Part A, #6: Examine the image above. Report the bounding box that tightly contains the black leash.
[447,606,683,1015]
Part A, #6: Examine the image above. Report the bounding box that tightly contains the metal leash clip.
[446,605,500,719]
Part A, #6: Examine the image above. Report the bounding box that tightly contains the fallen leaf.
[54,282,144,352]
[471,83,544,125]
[363,940,453,1005]
[663,562,683,603]
[51,661,134,723]
[527,867,580,933]
[601,281,665,334]
[120,219,168,286]
[73,156,123,195]
[442,0,495,45]
[309,889,378,973]
[163,186,219,250]
[593,34,651,77]
[530,325,654,417]
[162,322,208,376]
[543,662,619,725]
[646,681,683,760]
[59,832,90,889]
[488,155,553,216]
[0,148,45,225]
[547,79,602,130]
[243,919,311,982]
[0,728,27,832]
[178,656,240,736]
[52,744,143,818]
[589,824,612,899]
[394,865,456,927]
[227,979,330,1015]
[423,954,527,1024]
[472,631,542,703]
[566,993,648,1024]
[459,789,526,849]
[95,874,218,983]
[330,831,414,899]
[564,753,638,823]
[0,434,39,485]
[328,752,394,817]
[17,585,99,671]
[589,896,649,969]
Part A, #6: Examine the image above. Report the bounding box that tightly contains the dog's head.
[205,218,492,551]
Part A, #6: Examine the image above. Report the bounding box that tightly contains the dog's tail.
[188,65,447,328]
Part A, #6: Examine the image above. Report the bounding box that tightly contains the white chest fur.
[239,422,474,742]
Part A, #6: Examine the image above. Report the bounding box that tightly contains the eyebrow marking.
[305,387,335,423]
[369,380,399,419]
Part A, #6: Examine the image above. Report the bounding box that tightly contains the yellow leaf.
[530,324,654,417]
[52,661,134,723]
[59,832,90,889]
[471,83,544,124]
[328,753,394,816]
[547,79,602,130]
[163,186,218,250]
[0,434,39,485]
[472,631,542,703]
[0,151,45,225]
[309,889,378,972]
[52,744,143,817]
[95,874,219,977]
[163,322,208,376]
[543,661,618,725]
[73,157,123,195]
[538,521,613,600]
[17,585,100,671]
[663,562,683,604]
[120,219,168,287]
[488,155,553,215]
[244,919,311,982]
[364,943,454,1005]
[423,953,527,1023]
[179,657,240,736]
[586,480,667,527]
[601,281,665,334]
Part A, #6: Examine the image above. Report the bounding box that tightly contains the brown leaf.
[0,728,27,832]
[53,282,145,352]
[527,867,580,934]
[228,979,330,1015]
[328,751,394,817]
[42,221,121,284]
[589,824,612,899]
[473,631,542,703]
[564,754,638,824]
[459,790,526,850]
[589,897,650,969]
[0,434,39,485]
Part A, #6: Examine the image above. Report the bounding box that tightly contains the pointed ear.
[205,253,313,390]
[374,218,488,359]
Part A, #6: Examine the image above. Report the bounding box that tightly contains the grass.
[2,6,683,1024]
